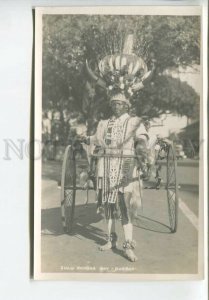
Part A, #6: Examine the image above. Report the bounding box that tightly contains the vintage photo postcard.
[34,6,204,280]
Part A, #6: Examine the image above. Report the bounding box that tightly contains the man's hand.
[135,138,152,180]
[76,135,90,145]
[135,138,148,158]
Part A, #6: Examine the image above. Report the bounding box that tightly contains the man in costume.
[84,34,154,262]
[86,93,148,262]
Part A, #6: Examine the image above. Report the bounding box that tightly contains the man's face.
[111,101,128,117]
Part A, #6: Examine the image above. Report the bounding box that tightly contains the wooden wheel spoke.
[168,166,175,183]
[169,199,175,209]
[64,189,74,207]
[61,145,77,233]
[166,144,178,233]
[168,199,175,222]
[168,189,176,201]
[168,168,174,177]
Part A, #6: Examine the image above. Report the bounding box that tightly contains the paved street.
[41,160,199,275]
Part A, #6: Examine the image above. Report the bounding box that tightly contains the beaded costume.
[90,113,147,219]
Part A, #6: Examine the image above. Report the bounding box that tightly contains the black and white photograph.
[34,6,203,280]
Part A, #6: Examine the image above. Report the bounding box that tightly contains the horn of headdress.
[85,60,106,89]
[131,60,155,92]
[122,34,155,93]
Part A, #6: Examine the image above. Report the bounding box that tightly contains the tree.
[42,14,200,125]
[133,75,199,119]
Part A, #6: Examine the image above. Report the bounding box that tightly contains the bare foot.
[99,233,117,251]
[124,249,138,262]
[98,241,113,251]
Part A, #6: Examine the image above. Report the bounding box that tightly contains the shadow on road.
[41,203,106,245]
[41,201,172,250]
[134,214,171,234]
[41,203,129,260]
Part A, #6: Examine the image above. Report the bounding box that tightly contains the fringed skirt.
[96,156,142,221]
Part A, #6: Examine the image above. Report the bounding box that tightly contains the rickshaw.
[60,135,179,235]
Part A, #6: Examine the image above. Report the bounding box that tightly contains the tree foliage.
[42,14,200,122]
[133,75,199,119]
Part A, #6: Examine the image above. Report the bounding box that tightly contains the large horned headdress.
[86,34,155,101]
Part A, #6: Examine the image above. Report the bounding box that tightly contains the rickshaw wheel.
[61,145,76,233]
[166,143,179,233]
